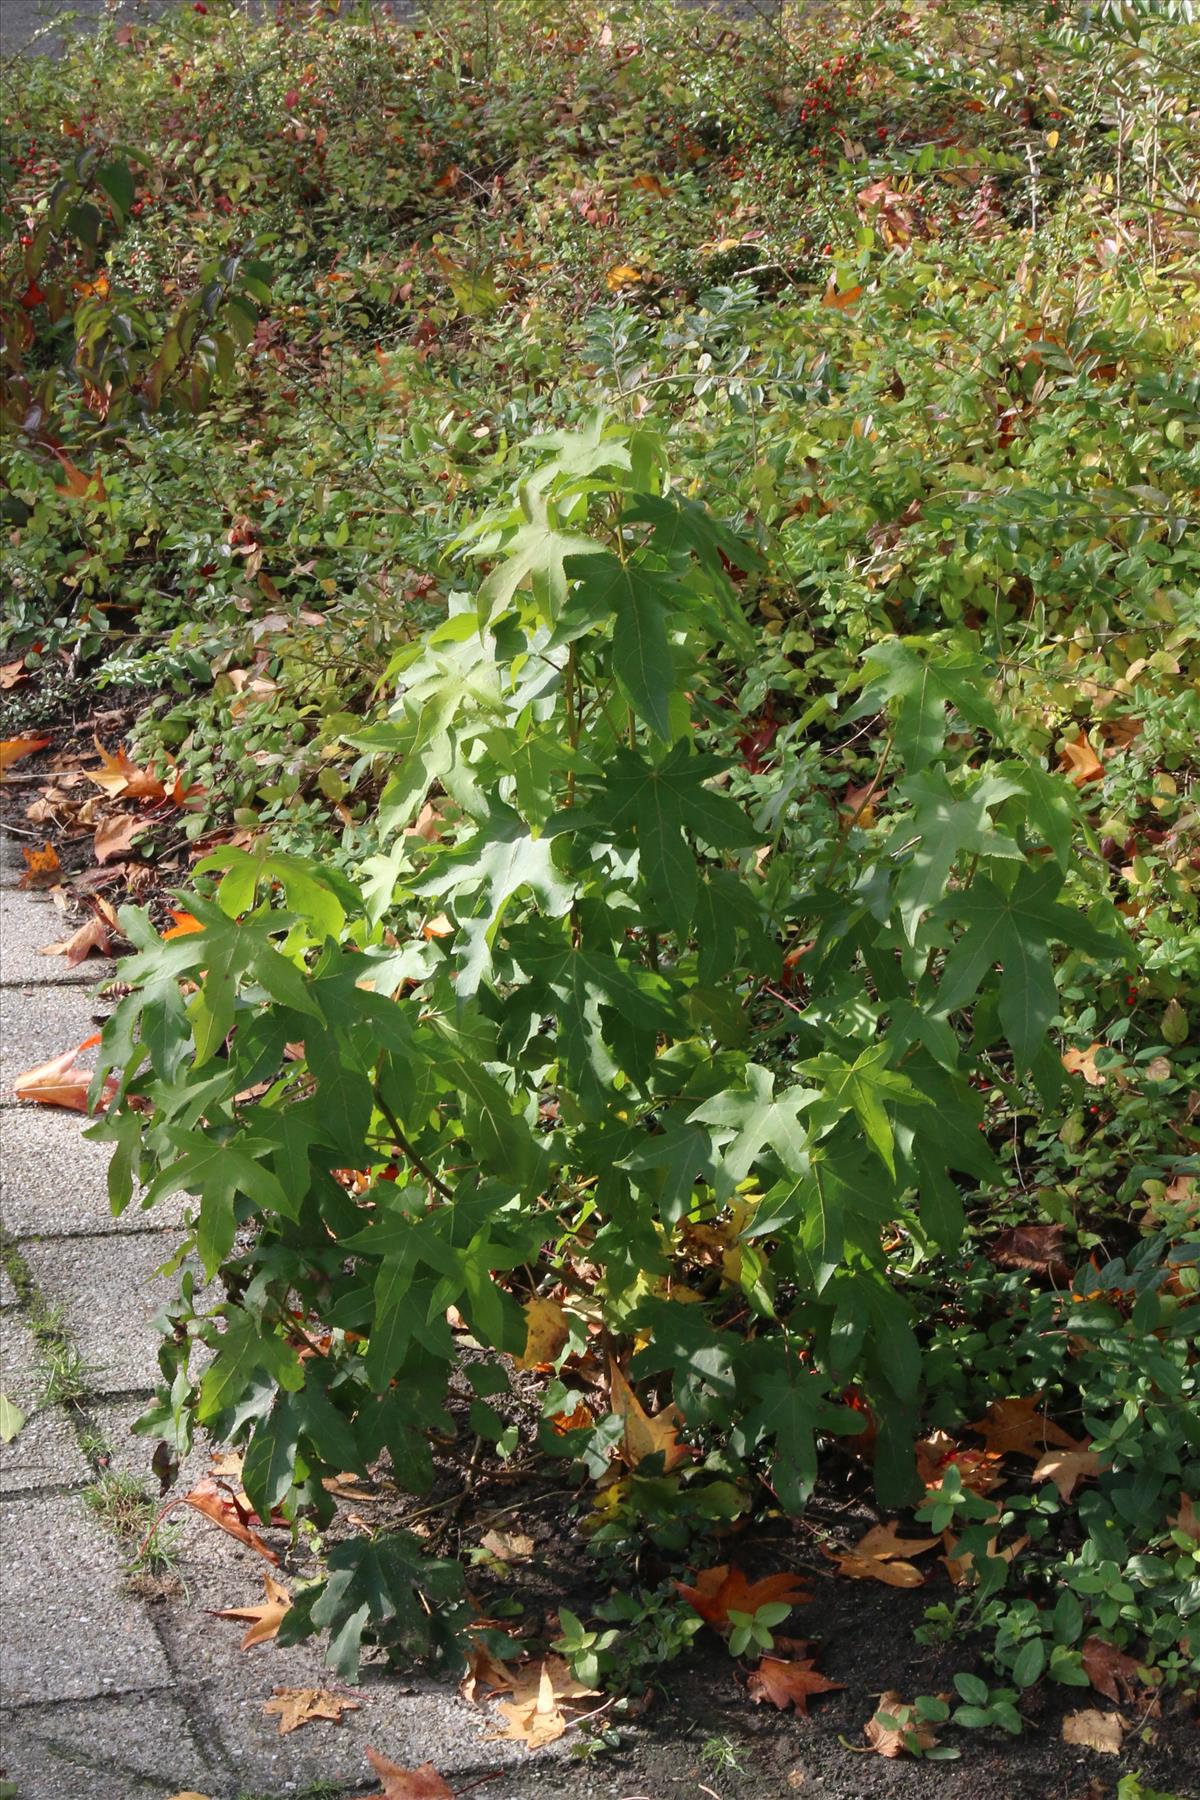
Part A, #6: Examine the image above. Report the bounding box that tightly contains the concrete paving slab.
[0,1103,188,1236]
[0,1692,219,1800]
[0,1265,19,1307]
[0,1401,89,1493]
[0,880,117,986]
[1,1309,44,1405]
[0,1491,173,1704]
[21,1232,201,1395]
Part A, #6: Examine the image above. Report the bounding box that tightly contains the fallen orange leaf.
[1032,1445,1107,1501]
[1080,1637,1146,1706]
[163,909,204,939]
[1059,730,1105,786]
[20,843,61,887]
[747,1653,844,1715]
[676,1564,809,1629]
[86,734,168,801]
[181,1476,281,1563]
[40,915,113,966]
[823,282,863,311]
[0,733,52,773]
[967,1395,1083,1459]
[864,1691,940,1758]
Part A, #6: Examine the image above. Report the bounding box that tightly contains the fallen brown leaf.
[0,658,29,691]
[40,915,113,967]
[1061,1042,1110,1085]
[826,1521,937,1588]
[1061,1708,1124,1754]
[86,735,168,801]
[1080,1637,1146,1706]
[262,1686,361,1735]
[1168,1492,1200,1542]
[1059,730,1105,787]
[94,811,149,863]
[967,1395,1082,1459]
[486,1661,572,1750]
[609,1359,689,1473]
[747,1653,844,1715]
[364,1748,453,1799]
[864,1691,939,1758]
[915,1431,1003,1497]
[676,1564,810,1629]
[1032,1446,1107,1502]
[212,1570,292,1647]
[480,1527,534,1563]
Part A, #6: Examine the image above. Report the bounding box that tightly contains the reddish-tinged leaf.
[987,1224,1070,1282]
[0,734,51,773]
[12,1034,116,1113]
[40,915,113,966]
[1059,730,1105,787]
[676,1564,810,1628]
[915,1431,1003,1497]
[212,1570,292,1646]
[747,1654,844,1715]
[86,735,168,801]
[182,1477,280,1563]
[967,1396,1082,1459]
[823,282,863,310]
[94,812,148,863]
[363,1749,453,1798]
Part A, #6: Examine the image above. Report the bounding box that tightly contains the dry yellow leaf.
[513,1295,570,1370]
[1061,1709,1124,1754]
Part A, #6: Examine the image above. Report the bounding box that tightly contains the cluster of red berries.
[797,51,864,129]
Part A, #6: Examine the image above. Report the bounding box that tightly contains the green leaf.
[0,1391,27,1444]
[690,1063,817,1187]
[145,1130,292,1274]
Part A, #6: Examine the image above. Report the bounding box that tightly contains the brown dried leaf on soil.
[480,1527,534,1563]
[363,1748,453,1799]
[1080,1637,1147,1706]
[746,1653,844,1715]
[825,1520,937,1588]
[915,1430,1003,1497]
[86,736,169,801]
[987,1223,1071,1282]
[1061,1708,1125,1754]
[1032,1446,1107,1502]
[212,1570,292,1647]
[94,810,149,863]
[484,1655,599,1750]
[863,1691,940,1758]
[0,658,29,690]
[1168,1492,1200,1542]
[967,1395,1082,1459]
[262,1686,361,1735]
[676,1563,810,1628]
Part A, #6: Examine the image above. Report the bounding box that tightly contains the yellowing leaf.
[606,264,644,290]
[20,843,61,887]
[513,1295,569,1370]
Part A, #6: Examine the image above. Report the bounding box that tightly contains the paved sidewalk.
[0,831,605,1800]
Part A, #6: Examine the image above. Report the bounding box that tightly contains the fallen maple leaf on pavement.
[364,1749,453,1799]
[609,1358,690,1472]
[676,1563,809,1628]
[40,915,113,966]
[1032,1445,1107,1501]
[864,1691,940,1757]
[1061,1708,1124,1754]
[747,1652,844,1714]
[176,1476,281,1563]
[481,1654,598,1750]
[12,1034,117,1113]
[213,1570,292,1647]
[0,733,51,773]
[968,1395,1082,1459]
[263,1686,361,1735]
[825,1521,937,1587]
